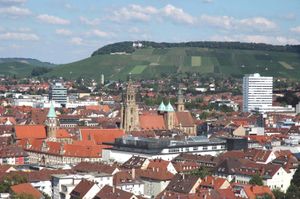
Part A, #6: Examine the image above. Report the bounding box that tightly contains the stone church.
[121,79,197,136]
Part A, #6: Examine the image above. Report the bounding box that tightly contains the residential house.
[93,185,140,199]
[52,172,113,199]
[70,179,101,199]
[10,183,43,199]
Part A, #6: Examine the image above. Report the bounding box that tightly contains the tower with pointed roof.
[121,75,140,132]
[165,101,175,129]
[45,101,58,139]
[177,88,185,112]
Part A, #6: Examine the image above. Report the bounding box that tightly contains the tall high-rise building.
[243,73,273,113]
[49,82,67,106]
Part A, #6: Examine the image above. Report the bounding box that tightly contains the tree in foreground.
[249,173,264,186]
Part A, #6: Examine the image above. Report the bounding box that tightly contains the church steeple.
[121,74,140,132]
[177,87,185,111]
[45,101,58,139]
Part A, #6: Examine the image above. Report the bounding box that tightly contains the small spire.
[166,101,174,112]
[158,101,166,112]
[128,73,132,82]
[47,101,57,118]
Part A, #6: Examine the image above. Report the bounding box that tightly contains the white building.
[102,136,226,164]
[49,82,67,106]
[52,173,113,199]
[243,73,273,113]
[296,102,300,114]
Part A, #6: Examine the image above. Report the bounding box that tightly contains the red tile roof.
[139,114,166,130]
[11,183,42,199]
[56,129,71,138]
[15,125,46,140]
[80,128,125,145]
[199,176,229,190]
[147,159,171,171]
[242,184,275,199]
[175,112,195,127]
[94,185,136,199]
[70,179,95,198]
[137,168,174,181]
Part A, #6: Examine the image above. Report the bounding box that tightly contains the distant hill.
[0,58,56,77]
[46,41,300,80]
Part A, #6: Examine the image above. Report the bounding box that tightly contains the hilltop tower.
[45,101,58,139]
[121,75,139,132]
[177,88,185,112]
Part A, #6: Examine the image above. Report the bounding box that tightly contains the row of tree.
[92,41,300,56]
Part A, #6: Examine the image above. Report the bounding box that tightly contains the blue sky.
[0,0,299,64]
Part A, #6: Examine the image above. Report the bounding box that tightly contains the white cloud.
[70,37,83,45]
[275,36,299,45]
[112,4,195,25]
[0,6,31,16]
[200,15,234,29]
[79,16,101,26]
[55,29,72,36]
[210,34,299,45]
[128,27,141,33]
[112,4,158,22]
[202,0,213,3]
[239,17,276,30]
[200,15,276,31]
[291,26,300,34]
[64,3,72,9]
[0,0,26,5]
[0,32,39,41]
[37,14,70,25]
[91,29,109,37]
[162,4,196,25]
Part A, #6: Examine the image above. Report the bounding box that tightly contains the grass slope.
[0,62,36,77]
[47,47,300,80]
[0,58,55,68]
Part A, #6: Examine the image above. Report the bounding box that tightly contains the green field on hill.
[44,46,300,80]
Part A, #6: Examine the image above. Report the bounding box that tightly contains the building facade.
[121,79,196,135]
[243,73,273,113]
[49,82,67,106]
[102,136,226,163]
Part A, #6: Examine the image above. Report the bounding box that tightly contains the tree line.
[91,41,300,56]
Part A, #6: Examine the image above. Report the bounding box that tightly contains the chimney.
[182,174,185,180]
[132,168,135,179]
[112,186,115,193]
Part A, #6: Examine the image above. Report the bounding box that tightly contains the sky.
[0,0,300,64]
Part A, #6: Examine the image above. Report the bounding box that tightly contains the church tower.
[45,101,58,140]
[122,75,139,132]
[165,101,175,130]
[177,88,185,112]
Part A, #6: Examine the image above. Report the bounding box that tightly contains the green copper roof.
[47,101,57,118]
[158,101,166,112]
[166,101,174,112]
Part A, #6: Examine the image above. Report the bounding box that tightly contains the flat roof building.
[102,136,226,163]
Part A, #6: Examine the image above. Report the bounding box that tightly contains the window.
[169,148,180,153]
[203,146,208,150]
[212,146,217,150]
[193,147,198,151]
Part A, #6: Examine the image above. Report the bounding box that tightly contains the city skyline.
[0,0,299,63]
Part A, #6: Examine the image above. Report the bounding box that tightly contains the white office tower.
[49,82,67,106]
[243,73,273,113]
[296,102,300,114]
